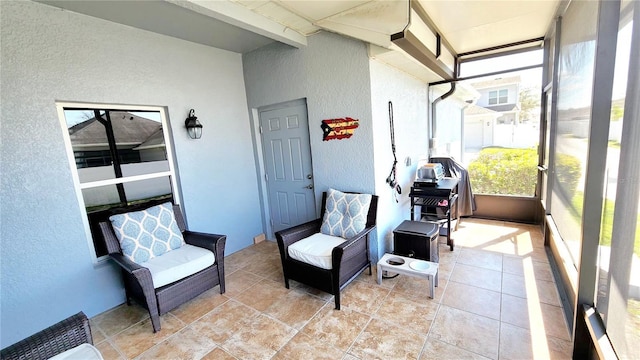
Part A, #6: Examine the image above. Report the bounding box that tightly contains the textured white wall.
[370,60,429,259]
[0,1,261,346]
[242,32,376,198]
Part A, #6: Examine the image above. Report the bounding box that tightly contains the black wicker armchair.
[276,192,378,310]
[99,203,226,332]
[1,312,95,360]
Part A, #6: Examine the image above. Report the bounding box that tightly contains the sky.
[64,110,161,128]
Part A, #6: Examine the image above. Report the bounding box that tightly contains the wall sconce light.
[185,109,203,139]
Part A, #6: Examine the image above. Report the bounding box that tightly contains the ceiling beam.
[390,0,455,80]
[167,0,308,48]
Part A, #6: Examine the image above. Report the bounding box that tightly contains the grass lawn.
[572,192,640,257]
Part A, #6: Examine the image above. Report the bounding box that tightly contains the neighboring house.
[68,111,166,167]
[464,75,539,149]
[470,75,521,125]
[463,104,500,151]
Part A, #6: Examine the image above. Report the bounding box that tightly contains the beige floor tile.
[137,326,216,359]
[90,322,107,344]
[420,338,491,359]
[291,281,335,301]
[273,331,345,360]
[263,267,286,283]
[190,299,259,344]
[223,269,263,297]
[502,273,560,306]
[438,245,461,263]
[170,289,228,324]
[502,256,526,277]
[225,250,261,273]
[457,248,503,271]
[233,278,290,311]
[374,290,439,335]
[201,346,238,360]
[532,260,555,282]
[502,272,527,298]
[442,282,501,320]
[88,220,570,360]
[534,279,562,306]
[500,293,532,329]
[349,317,427,360]
[111,313,185,359]
[500,294,570,341]
[301,304,370,352]
[244,254,282,276]
[499,322,572,360]
[393,274,447,303]
[430,305,500,359]
[253,240,279,253]
[340,279,390,314]
[358,266,395,288]
[92,304,149,337]
[94,340,124,360]
[222,313,296,360]
[265,290,327,329]
[450,263,502,292]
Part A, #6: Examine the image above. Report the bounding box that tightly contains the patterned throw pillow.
[109,202,185,264]
[320,189,372,239]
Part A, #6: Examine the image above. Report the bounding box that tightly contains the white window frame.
[57,101,181,263]
[489,89,509,105]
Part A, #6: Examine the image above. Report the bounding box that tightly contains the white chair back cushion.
[143,244,215,288]
[320,189,372,239]
[109,202,185,264]
[288,233,346,270]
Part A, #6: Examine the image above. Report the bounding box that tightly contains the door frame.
[250,98,313,240]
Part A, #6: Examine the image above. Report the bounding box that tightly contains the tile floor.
[90,219,573,359]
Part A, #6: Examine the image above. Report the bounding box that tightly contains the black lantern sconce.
[185,109,203,139]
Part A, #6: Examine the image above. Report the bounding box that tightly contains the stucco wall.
[370,60,429,259]
[0,1,261,346]
[242,31,376,250]
[242,34,430,261]
[242,32,375,196]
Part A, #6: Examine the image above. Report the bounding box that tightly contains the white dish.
[409,260,430,271]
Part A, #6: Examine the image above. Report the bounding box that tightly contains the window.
[431,51,542,197]
[550,0,598,271]
[58,104,179,259]
[594,3,640,357]
[488,89,509,105]
[443,66,542,197]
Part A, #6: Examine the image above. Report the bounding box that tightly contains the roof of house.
[465,104,499,116]
[485,104,520,112]
[470,75,522,89]
[69,111,163,147]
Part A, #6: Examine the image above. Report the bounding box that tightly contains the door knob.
[305,184,314,189]
[307,174,313,179]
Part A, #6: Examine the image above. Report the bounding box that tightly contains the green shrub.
[555,153,582,197]
[468,147,538,196]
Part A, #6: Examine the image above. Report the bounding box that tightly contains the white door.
[260,102,316,234]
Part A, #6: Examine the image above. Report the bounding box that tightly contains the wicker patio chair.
[99,203,226,332]
[1,312,95,360]
[276,191,378,309]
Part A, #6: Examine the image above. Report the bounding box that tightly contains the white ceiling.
[418,0,560,54]
[35,0,561,82]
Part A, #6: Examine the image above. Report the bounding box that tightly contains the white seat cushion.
[48,343,103,360]
[288,233,346,270]
[143,244,215,288]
